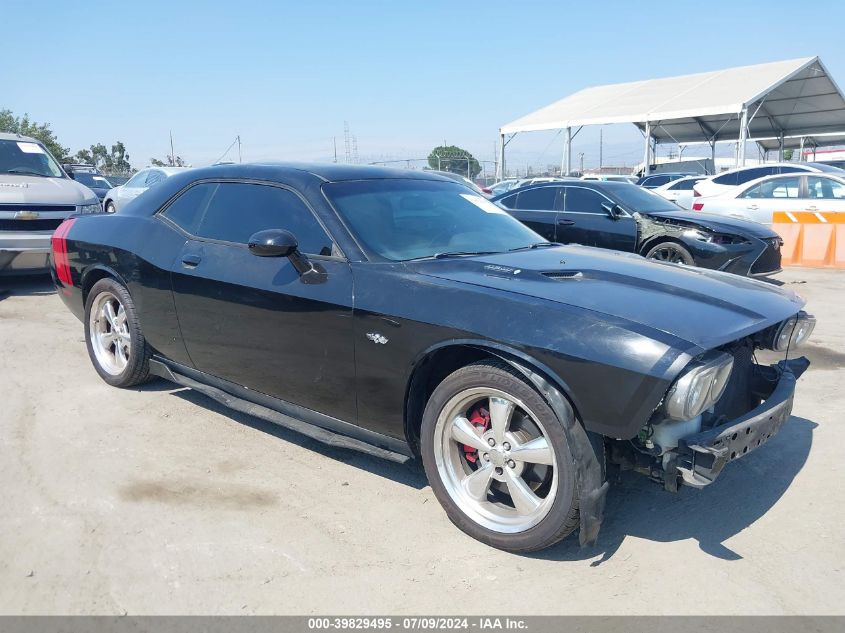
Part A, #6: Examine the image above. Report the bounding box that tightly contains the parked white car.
[691,172,845,224]
[692,162,843,198]
[653,176,706,209]
[103,166,188,213]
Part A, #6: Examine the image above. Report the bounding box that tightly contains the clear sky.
[4,0,845,175]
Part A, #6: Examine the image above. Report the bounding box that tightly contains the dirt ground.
[1,268,843,615]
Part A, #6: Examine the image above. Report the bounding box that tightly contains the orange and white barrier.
[772,211,845,268]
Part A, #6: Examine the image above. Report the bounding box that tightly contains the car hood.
[0,176,97,205]
[406,245,803,350]
[642,209,777,238]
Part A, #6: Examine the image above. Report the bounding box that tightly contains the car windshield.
[323,179,545,261]
[73,173,113,188]
[0,139,64,178]
[610,183,682,212]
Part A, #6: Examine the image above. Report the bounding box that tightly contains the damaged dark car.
[492,181,783,276]
[50,164,813,552]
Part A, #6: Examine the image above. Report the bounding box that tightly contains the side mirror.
[248,228,298,258]
[248,228,322,280]
[601,202,623,219]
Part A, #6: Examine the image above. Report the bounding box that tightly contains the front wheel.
[420,361,580,552]
[84,278,153,387]
[644,240,695,265]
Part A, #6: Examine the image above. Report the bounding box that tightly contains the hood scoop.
[542,270,583,280]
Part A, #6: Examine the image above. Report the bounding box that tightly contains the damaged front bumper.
[667,357,809,488]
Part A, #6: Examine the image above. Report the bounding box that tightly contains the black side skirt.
[149,358,412,464]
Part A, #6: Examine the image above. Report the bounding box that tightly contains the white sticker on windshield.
[17,142,45,154]
[460,193,506,214]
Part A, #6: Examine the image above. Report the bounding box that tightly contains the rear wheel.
[645,241,695,265]
[84,278,152,387]
[420,361,580,552]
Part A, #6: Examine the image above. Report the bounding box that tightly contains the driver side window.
[161,182,335,256]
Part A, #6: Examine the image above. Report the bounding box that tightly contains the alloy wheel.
[88,291,131,375]
[433,387,558,533]
[649,244,689,263]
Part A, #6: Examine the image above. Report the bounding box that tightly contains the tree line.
[1,108,182,175]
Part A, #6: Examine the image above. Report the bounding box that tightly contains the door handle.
[557,219,576,226]
[181,254,201,268]
[806,205,819,212]
[746,204,759,210]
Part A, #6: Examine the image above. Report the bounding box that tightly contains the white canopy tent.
[498,57,845,177]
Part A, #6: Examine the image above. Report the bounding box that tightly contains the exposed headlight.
[664,351,733,421]
[771,312,816,351]
[682,228,749,245]
[78,202,103,214]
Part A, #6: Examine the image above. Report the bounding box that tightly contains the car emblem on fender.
[366,332,389,345]
[14,210,40,220]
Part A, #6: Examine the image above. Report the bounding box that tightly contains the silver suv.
[0,132,102,274]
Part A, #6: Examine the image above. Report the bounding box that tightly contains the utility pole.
[344,121,352,163]
[237,135,242,163]
[169,131,175,166]
[333,137,337,163]
[579,152,585,174]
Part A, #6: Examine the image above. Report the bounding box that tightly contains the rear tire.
[420,361,580,552]
[644,240,695,266]
[84,278,153,388]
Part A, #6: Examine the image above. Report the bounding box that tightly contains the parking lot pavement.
[0,268,843,615]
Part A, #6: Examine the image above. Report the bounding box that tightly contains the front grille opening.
[750,238,782,275]
[705,339,759,428]
[0,219,64,231]
[0,204,76,213]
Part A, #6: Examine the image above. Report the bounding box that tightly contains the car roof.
[490,179,637,201]
[141,166,191,175]
[712,162,817,176]
[0,132,41,143]
[238,162,460,182]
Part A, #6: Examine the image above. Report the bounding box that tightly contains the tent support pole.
[799,137,805,162]
[643,122,652,176]
[737,108,748,167]
[778,133,784,161]
[561,127,572,176]
[710,141,716,174]
[499,133,505,180]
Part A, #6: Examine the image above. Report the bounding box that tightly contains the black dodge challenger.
[50,163,814,552]
[492,181,783,276]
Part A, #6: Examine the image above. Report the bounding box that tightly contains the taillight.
[481,187,492,194]
[693,189,701,197]
[692,202,704,211]
[51,218,76,286]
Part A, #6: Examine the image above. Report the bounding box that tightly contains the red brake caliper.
[463,406,490,463]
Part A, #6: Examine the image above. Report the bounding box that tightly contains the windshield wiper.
[5,168,50,177]
[508,242,561,252]
[405,250,500,262]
